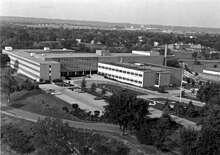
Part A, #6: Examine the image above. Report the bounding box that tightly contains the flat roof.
[204,67,220,72]
[3,50,59,64]
[15,49,75,53]
[100,62,170,72]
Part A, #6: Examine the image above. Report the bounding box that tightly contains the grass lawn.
[8,89,81,121]
[97,83,146,96]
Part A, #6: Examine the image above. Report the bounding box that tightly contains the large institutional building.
[3,47,166,83]
[98,62,182,87]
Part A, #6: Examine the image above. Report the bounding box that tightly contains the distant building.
[132,50,160,56]
[98,62,182,87]
[3,47,163,82]
[198,67,220,83]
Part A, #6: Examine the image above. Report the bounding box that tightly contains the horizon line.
[1,15,220,30]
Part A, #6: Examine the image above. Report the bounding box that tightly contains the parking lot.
[39,84,106,114]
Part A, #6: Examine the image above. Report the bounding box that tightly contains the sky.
[0,0,220,28]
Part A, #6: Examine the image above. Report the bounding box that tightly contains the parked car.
[46,89,55,93]
[51,91,62,95]
[93,96,102,100]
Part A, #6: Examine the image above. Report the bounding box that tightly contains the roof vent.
[44,47,50,51]
[5,46,13,51]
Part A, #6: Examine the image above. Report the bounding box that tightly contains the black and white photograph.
[0,0,220,154]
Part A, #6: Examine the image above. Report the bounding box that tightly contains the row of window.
[101,72,142,84]
[55,58,97,62]
[98,65,143,77]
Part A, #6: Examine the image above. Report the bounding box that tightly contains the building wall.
[40,64,50,80]
[51,63,61,80]
[142,72,156,87]
[132,50,160,56]
[3,51,41,81]
[98,63,144,87]
[169,69,182,86]
[159,72,171,86]
[51,57,98,73]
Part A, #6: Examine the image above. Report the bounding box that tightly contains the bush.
[72,104,79,109]
[94,110,100,117]
[1,124,35,153]
[52,79,63,82]
[22,79,34,91]
[62,106,69,112]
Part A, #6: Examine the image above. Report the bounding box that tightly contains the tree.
[81,78,87,90]
[33,118,79,155]
[22,79,34,91]
[163,98,171,114]
[196,126,220,155]
[1,68,17,102]
[197,83,220,105]
[72,104,79,109]
[0,53,10,68]
[192,52,198,58]
[90,83,97,93]
[94,110,100,117]
[101,87,107,96]
[104,91,149,135]
[173,102,185,116]
[179,128,198,155]
[1,124,34,154]
[167,60,180,68]
[152,114,177,149]
[186,101,196,117]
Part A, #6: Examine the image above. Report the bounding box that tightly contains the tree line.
[1,24,220,52]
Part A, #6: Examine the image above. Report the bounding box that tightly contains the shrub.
[94,110,100,117]
[22,80,35,91]
[62,106,69,112]
[1,124,35,153]
[72,104,79,109]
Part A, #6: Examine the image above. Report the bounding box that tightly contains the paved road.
[1,101,200,131]
[1,103,121,133]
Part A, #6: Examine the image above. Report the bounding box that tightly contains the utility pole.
[179,62,184,103]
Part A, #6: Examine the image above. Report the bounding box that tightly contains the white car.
[51,91,62,95]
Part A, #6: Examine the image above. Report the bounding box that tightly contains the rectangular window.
[123,71,126,73]
[131,72,134,75]
[127,71,130,74]
[135,73,138,76]
[139,74,143,77]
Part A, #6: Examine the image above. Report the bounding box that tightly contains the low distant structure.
[198,67,220,83]
[132,50,160,56]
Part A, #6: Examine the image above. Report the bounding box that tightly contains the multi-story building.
[3,47,164,82]
[98,62,182,87]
